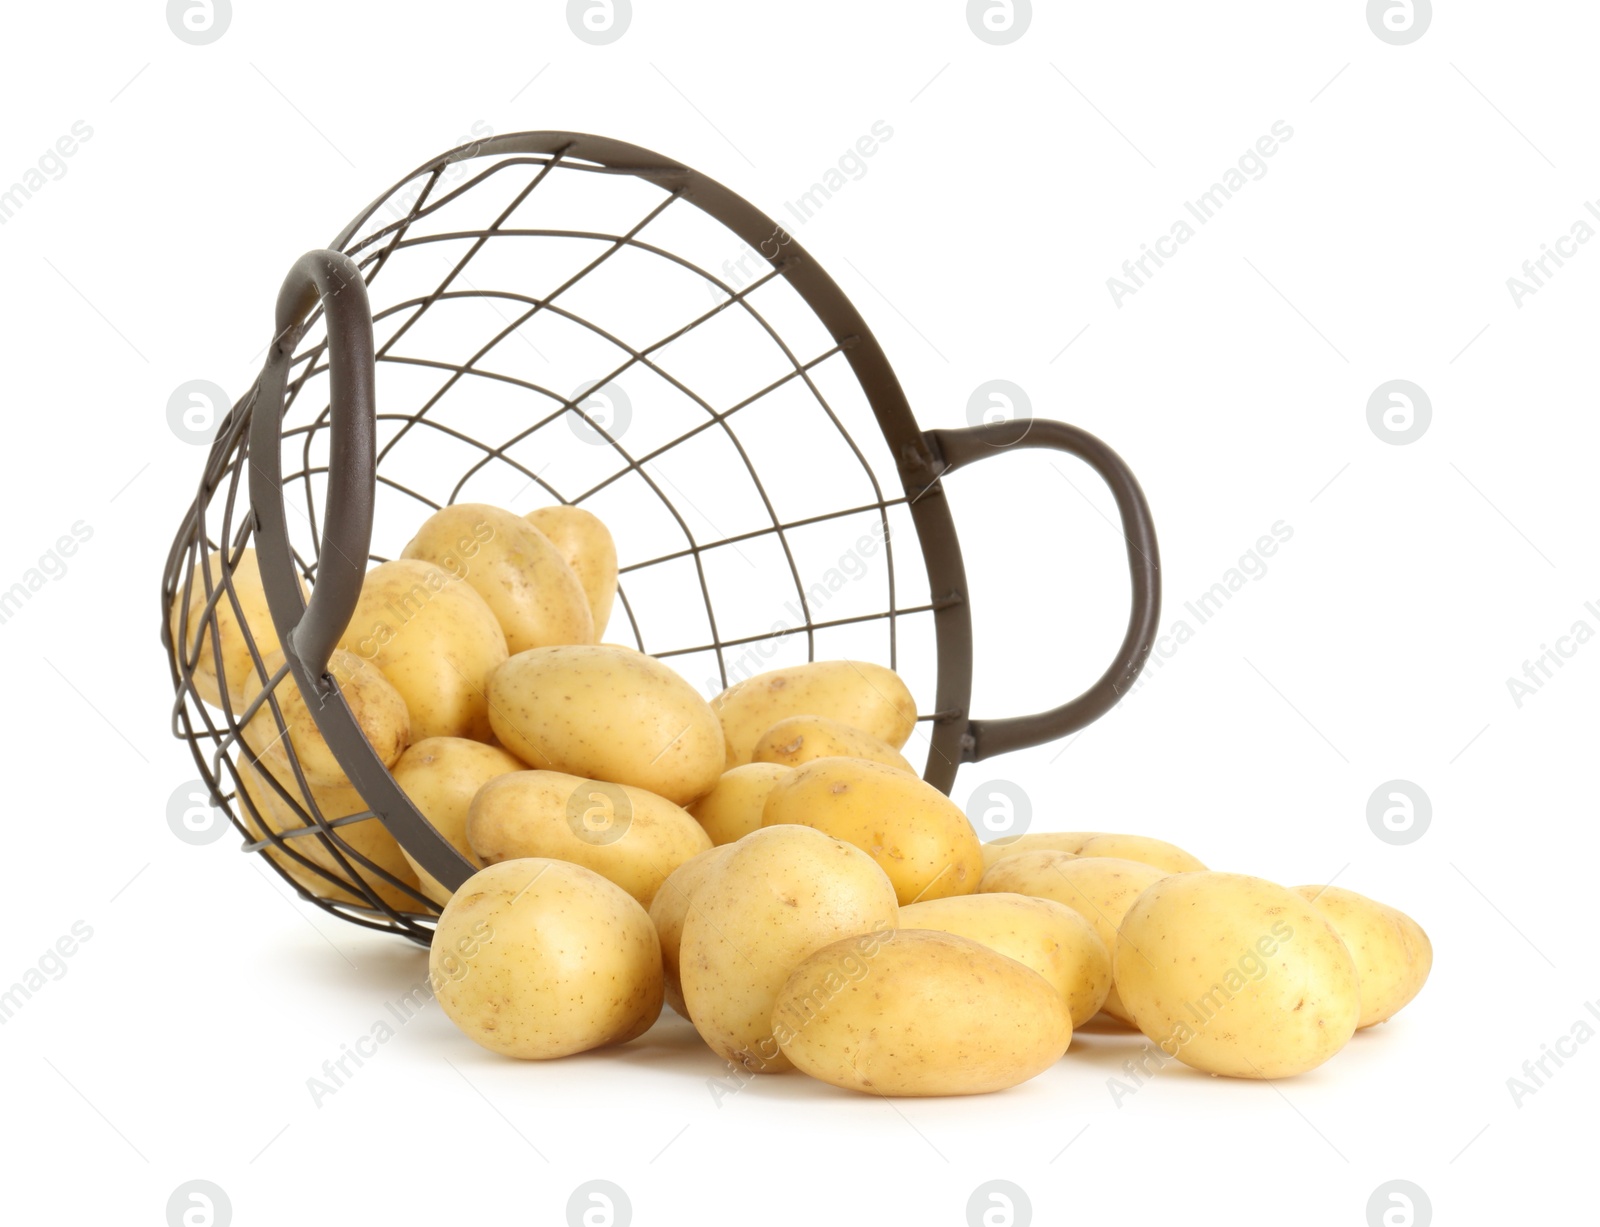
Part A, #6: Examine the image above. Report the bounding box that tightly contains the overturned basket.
[161,131,1161,945]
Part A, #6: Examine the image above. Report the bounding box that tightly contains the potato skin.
[169,548,304,709]
[487,645,724,806]
[680,825,898,1073]
[1291,885,1432,1028]
[899,893,1112,1027]
[242,648,410,789]
[236,757,422,912]
[431,859,663,1059]
[1115,872,1360,1079]
[978,852,1168,1024]
[980,831,1205,874]
[401,503,593,653]
[763,757,983,905]
[467,769,712,908]
[713,661,917,767]
[688,763,790,845]
[524,505,618,638]
[774,929,1072,1096]
[337,559,508,742]
[648,845,735,1018]
[752,715,914,774]
[390,737,526,906]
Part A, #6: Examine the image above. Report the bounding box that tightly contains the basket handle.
[925,417,1162,762]
[248,249,477,901]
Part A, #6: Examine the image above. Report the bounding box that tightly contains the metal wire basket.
[160,131,1162,944]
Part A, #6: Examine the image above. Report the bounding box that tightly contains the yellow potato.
[648,845,735,1018]
[980,832,1097,872]
[1291,885,1432,1028]
[401,503,593,653]
[235,756,423,912]
[978,852,1167,1024]
[762,757,982,904]
[337,559,508,742]
[688,763,790,845]
[752,715,914,774]
[241,648,409,789]
[390,737,526,906]
[1116,872,1360,1078]
[900,893,1111,1027]
[169,547,305,709]
[487,645,724,806]
[774,930,1071,1096]
[430,859,663,1059]
[713,661,917,767]
[525,505,618,638]
[680,824,898,1073]
[980,831,1205,874]
[467,769,712,908]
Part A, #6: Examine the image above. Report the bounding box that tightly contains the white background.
[0,1,1593,1224]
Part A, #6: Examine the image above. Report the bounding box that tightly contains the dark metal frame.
[160,131,1161,944]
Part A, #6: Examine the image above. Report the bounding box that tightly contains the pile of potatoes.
[173,501,1433,1096]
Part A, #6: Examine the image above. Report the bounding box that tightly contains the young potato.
[467,770,712,908]
[336,559,508,742]
[236,756,423,912]
[390,737,526,906]
[1291,885,1432,1028]
[430,859,663,1059]
[1116,872,1360,1079]
[762,757,983,904]
[980,832,1097,872]
[688,763,791,845]
[487,645,724,806]
[680,825,898,1073]
[713,661,917,767]
[900,893,1112,1027]
[980,831,1205,875]
[524,505,618,638]
[752,715,914,774]
[774,930,1072,1096]
[978,852,1168,1024]
[401,503,593,653]
[241,648,409,789]
[648,845,735,1018]
[169,547,305,710]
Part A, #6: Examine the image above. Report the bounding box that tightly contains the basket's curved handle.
[925,417,1161,762]
[248,249,477,900]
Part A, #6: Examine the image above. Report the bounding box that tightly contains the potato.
[980,832,1096,872]
[236,756,423,912]
[762,757,982,905]
[680,825,898,1072]
[648,845,735,1018]
[401,503,593,653]
[169,547,305,709]
[525,505,617,638]
[688,763,790,845]
[900,893,1111,1027]
[390,737,526,906]
[242,648,409,789]
[430,859,663,1059]
[774,930,1071,1096]
[978,852,1167,1024]
[752,715,914,774]
[337,559,508,742]
[713,661,917,768]
[980,831,1204,874]
[1115,872,1360,1078]
[1291,885,1432,1028]
[467,769,712,908]
[487,645,724,806]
